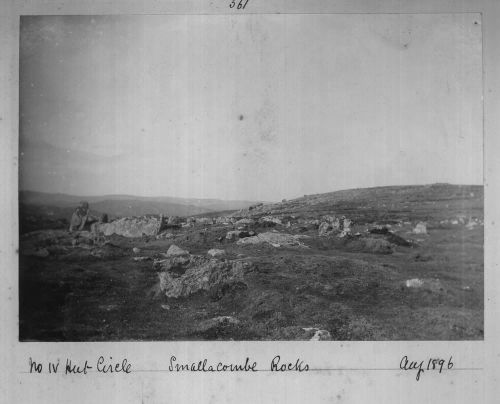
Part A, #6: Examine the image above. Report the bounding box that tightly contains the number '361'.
[229,0,249,9]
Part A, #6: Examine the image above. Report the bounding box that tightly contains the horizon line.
[18,182,484,204]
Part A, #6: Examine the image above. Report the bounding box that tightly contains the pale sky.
[19,14,483,201]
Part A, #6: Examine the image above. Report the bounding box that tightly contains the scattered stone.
[342,218,352,232]
[132,256,151,262]
[310,329,332,341]
[20,229,119,258]
[237,232,309,248]
[318,222,332,237]
[235,218,255,226]
[157,232,174,240]
[207,249,226,257]
[161,304,170,310]
[307,219,320,227]
[302,327,332,341]
[167,216,182,225]
[132,247,141,254]
[318,216,350,237]
[465,220,477,230]
[214,217,232,225]
[338,230,350,238]
[321,215,335,223]
[406,278,424,288]
[226,231,240,240]
[413,222,427,234]
[166,244,189,257]
[260,216,282,225]
[405,278,443,292]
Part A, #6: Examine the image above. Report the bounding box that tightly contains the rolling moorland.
[19,183,483,341]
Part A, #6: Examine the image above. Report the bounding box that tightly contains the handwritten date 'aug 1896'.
[400,356,454,381]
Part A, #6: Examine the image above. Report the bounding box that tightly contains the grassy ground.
[19,219,483,341]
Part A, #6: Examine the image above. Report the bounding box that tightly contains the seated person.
[69,201,91,232]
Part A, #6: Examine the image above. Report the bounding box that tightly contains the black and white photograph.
[18,13,484,342]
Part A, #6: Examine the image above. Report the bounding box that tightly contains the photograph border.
[2,0,499,403]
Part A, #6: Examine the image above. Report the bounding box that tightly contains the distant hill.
[293,183,483,206]
[18,191,259,233]
[19,191,258,212]
[232,183,484,224]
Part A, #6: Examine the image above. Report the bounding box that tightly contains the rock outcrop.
[97,216,163,238]
[318,216,351,237]
[236,232,310,248]
[156,254,253,298]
